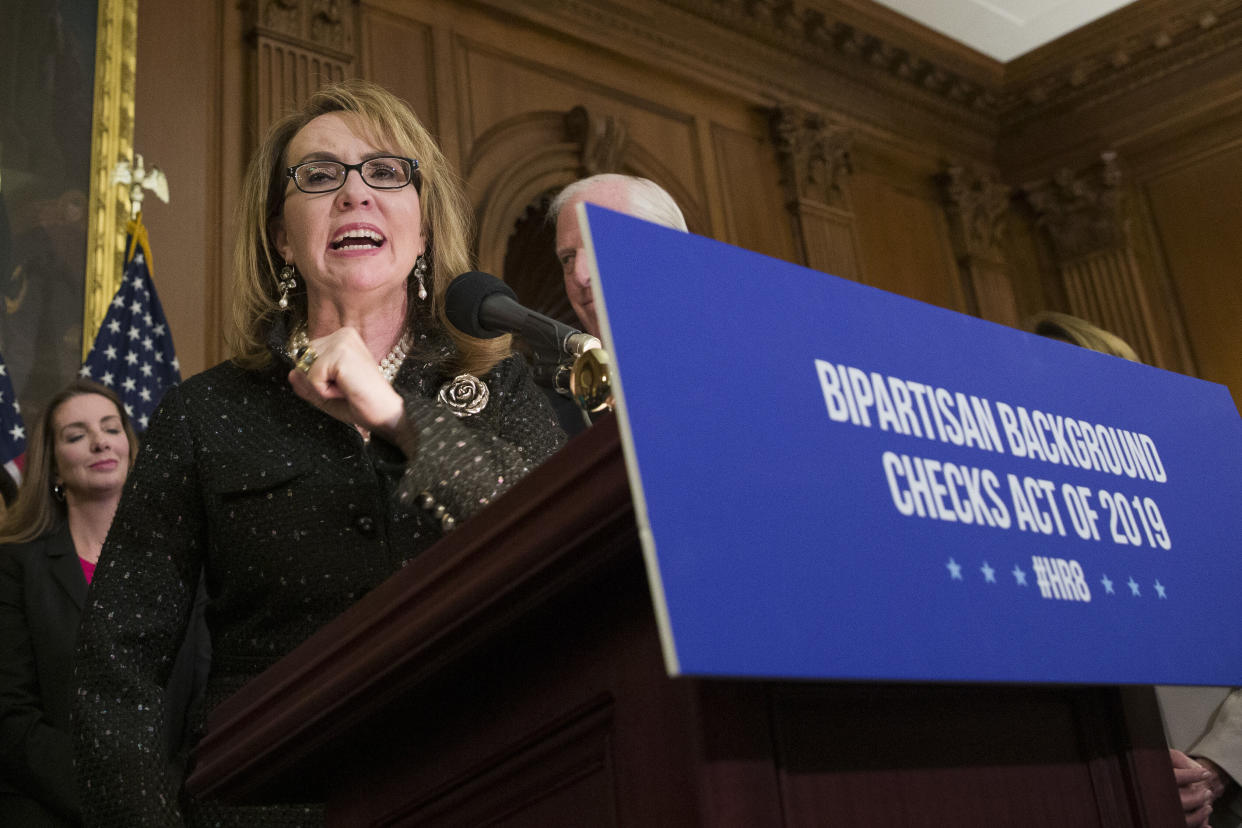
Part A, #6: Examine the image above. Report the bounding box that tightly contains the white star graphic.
[128,326,141,340]
[124,403,134,416]
[108,319,121,334]
[140,363,153,377]
[1011,565,1028,586]
[1154,580,1167,599]
[130,300,143,314]
[153,323,166,336]
[142,337,154,351]
[139,414,149,428]
[125,352,139,366]
[0,364,6,376]
[104,345,118,360]
[9,424,24,441]
[1101,574,1115,595]
[980,561,996,583]
[139,387,152,402]
[123,378,137,392]
[101,372,115,386]
[1127,577,1141,597]
[144,313,153,327]
[112,294,126,308]
[172,357,180,372]
[78,365,92,378]
[946,558,963,580]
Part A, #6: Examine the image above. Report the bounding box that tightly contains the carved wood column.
[564,105,629,178]
[249,0,355,135]
[769,105,862,281]
[1023,152,1158,362]
[938,164,1019,327]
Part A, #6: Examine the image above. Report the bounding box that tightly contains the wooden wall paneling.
[453,39,703,199]
[709,119,799,265]
[1141,145,1242,411]
[359,7,438,139]
[134,0,220,378]
[850,164,968,313]
[1001,199,1068,330]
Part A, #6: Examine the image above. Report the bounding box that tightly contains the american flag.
[80,216,180,430]
[0,348,25,485]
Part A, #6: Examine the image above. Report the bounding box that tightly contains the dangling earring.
[52,482,65,501]
[413,254,429,301]
[277,263,298,310]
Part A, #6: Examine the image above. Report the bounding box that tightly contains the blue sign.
[581,204,1242,685]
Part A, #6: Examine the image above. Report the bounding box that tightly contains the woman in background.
[0,380,136,826]
[1029,311,1225,826]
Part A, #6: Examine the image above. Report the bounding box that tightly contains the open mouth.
[331,228,386,251]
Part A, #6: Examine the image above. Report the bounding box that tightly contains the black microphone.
[444,271,600,361]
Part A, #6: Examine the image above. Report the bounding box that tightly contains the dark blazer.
[75,334,564,826]
[0,525,84,826]
[0,526,210,828]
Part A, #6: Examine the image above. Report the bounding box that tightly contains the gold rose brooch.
[438,373,489,417]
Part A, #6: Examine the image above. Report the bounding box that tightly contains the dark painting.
[0,0,97,420]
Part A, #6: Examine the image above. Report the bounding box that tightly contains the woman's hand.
[1170,749,1214,828]
[287,326,410,445]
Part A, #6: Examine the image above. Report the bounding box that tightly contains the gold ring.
[295,346,319,373]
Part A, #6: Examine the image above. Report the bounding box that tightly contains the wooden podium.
[187,416,1182,826]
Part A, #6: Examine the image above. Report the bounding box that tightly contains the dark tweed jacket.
[73,333,564,827]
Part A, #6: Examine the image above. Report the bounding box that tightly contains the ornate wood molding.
[564,105,629,177]
[664,0,997,116]
[1021,151,1157,361]
[526,0,1242,151]
[767,104,862,279]
[938,163,1017,324]
[769,104,853,210]
[1022,152,1125,262]
[253,0,354,58]
[938,164,1010,265]
[247,0,355,135]
[999,0,1242,125]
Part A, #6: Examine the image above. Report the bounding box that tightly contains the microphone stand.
[533,335,613,414]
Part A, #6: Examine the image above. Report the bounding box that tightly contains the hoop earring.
[277,263,298,310]
[413,254,429,301]
[53,482,65,501]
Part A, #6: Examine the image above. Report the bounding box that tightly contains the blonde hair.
[0,380,139,545]
[1026,311,1139,362]
[227,79,509,374]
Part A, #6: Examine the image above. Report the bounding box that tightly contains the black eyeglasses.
[286,156,420,194]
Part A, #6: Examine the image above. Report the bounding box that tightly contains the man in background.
[549,173,688,339]
[545,174,688,434]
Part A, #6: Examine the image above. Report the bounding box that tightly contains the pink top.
[80,557,97,584]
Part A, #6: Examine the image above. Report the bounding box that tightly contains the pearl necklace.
[288,325,413,383]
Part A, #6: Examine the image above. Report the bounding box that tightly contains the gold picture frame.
[83,0,138,359]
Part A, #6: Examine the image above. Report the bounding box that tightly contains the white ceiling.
[871,0,1140,62]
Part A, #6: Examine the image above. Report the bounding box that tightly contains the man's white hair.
[549,173,688,231]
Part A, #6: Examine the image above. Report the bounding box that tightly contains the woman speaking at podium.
[73,80,563,826]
